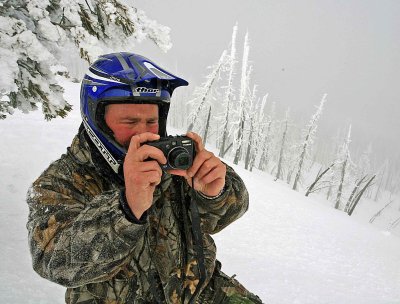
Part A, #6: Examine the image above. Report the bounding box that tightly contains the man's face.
[104,103,159,148]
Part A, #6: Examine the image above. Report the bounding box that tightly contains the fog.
[128,0,400,166]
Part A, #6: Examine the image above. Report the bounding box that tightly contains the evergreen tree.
[275,108,290,181]
[292,94,327,191]
[244,85,258,170]
[219,23,238,158]
[233,31,251,165]
[258,100,275,171]
[186,50,227,133]
[0,0,171,119]
[249,93,268,171]
[334,125,353,209]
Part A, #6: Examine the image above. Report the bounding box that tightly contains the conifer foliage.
[0,0,171,119]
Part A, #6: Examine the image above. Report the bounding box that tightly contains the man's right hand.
[123,132,167,220]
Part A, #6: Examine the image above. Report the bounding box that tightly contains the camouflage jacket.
[27,126,249,304]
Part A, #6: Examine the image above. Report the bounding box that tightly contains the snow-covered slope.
[1,79,399,303]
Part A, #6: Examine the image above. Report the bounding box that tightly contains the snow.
[1,78,399,303]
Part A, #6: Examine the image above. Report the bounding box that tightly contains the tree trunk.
[334,158,348,209]
[348,175,375,216]
[244,119,254,170]
[344,175,367,213]
[258,121,272,171]
[275,120,288,181]
[293,132,310,191]
[233,117,245,164]
[305,163,334,196]
[203,106,212,146]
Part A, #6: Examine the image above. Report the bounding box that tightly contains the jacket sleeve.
[26,157,148,288]
[192,164,249,234]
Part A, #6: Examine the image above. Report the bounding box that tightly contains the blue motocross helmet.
[80,52,188,173]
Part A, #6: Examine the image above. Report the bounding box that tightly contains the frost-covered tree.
[186,50,227,133]
[305,162,335,196]
[244,85,258,170]
[334,124,353,209]
[275,108,290,181]
[0,0,171,119]
[203,105,212,145]
[233,31,251,165]
[258,101,275,171]
[248,93,268,171]
[345,174,375,215]
[219,22,238,158]
[356,144,373,179]
[373,159,389,202]
[292,94,327,191]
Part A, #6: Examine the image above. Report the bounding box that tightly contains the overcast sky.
[131,0,399,164]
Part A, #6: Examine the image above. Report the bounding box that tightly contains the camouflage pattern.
[27,127,263,303]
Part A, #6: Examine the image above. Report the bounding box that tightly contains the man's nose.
[135,123,147,134]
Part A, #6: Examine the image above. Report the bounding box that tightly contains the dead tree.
[275,110,290,181]
[293,94,326,191]
[305,163,334,196]
[347,175,376,216]
[369,197,394,223]
[334,125,352,210]
[233,32,251,165]
[219,23,238,158]
[203,106,212,145]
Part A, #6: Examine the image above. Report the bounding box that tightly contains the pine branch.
[78,4,98,38]
[84,0,95,14]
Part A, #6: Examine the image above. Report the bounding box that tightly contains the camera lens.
[168,147,191,169]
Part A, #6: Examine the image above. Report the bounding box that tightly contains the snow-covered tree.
[186,50,227,133]
[345,174,375,215]
[203,105,212,145]
[258,101,276,171]
[244,84,258,170]
[373,158,389,202]
[305,162,335,196]
[219,22,238,158]
[233,31,251,165]
[292,94,327,191]
[248,93,268,171]
[356,144,373,179]
[275,108,290,181]
[0,0,171,119]
[334,124,353,209]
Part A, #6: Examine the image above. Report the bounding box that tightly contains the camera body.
[146,135,195,170]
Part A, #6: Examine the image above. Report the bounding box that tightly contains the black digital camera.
[146,135,195,170]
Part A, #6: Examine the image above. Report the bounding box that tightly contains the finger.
[133,160,163,174]
[186,132,204,152]
[187,150,213,178]
[127,132,160,154]
[140,171,163,187]
[194,157,221,181]
[167,169,188,177]
[132,145,167,164]
[127,164,162,185]
[197,166,225,187]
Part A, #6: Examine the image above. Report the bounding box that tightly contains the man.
[27,52,262,303]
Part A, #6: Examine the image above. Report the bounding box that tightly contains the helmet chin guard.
[80,52,188,173]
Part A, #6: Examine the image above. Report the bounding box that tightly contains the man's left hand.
[168,132,226,197]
